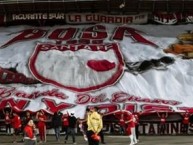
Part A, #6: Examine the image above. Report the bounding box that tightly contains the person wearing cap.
[64,111,77,144]
[86,106,103,145]
[23,119,37,145]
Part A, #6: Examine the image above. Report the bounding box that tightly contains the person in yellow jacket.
[86,106,103,145]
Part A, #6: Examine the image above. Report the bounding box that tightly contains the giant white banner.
[0,24,193,118]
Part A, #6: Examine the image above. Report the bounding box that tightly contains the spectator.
[114,110,126,135]
[52,111,62,141]
[11,112,22,143]
[61,112,69,134]
[64,111,77,144]
[36,110,46,143]
[181,112,191,134]
[3,108,12,135]
[119,112,126,135]
[23,119,37,145]
[125,113,137,145]
[157,112,168,135]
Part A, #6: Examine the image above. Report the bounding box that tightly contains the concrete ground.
[0,135,193,145]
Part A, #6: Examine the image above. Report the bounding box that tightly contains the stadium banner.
[152,12,193,24]
[2,13,149,24]
[103,122,193,135]
[1,24,193,119]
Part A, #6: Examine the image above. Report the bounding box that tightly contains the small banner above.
[1,13,148,25]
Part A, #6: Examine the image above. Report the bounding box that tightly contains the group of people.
[1,107,192,145]
[113,111,140,145]
[157,111,192,135]
[2,108,48,144]
[1,107,105,145]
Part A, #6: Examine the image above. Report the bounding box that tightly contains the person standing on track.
[181,112,191,134]
[64,111,77,144]
[125,113,137,145]
[11,112,22,143]
[157,111,168,135]
[52,111,62,142]
[86,106,103,145]
[3,108,12,135]
[61,112,69,134]
[36,110,47,143]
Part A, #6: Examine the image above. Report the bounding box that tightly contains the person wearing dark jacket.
[64,111,77,144]
[52,111,62,141]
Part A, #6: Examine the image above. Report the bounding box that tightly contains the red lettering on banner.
[1,29,47,48]
[112,27,158,47]
[81,25,108,40]
[0,87,67,100]
[76,93,108,104]
[76,94,90,104]
[42,98,74,113]
[0,25,158,48]
[48,28,77,41]
[0,98,29,111]
[111,92,180,106]
[111,92,127,103]
[0,87,15,98]
[141,104,172,113]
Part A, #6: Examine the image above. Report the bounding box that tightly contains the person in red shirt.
[157,112,168,135]
[114,110,127,134]
[125,113,137,145]
[61,112,69,134]
[181,112,191,134]
[11,112,22,143]
[3,108,12,135]
[36,110,46,143]
[23,119,37,145]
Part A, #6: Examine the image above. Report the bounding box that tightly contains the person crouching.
[23,119,37,145]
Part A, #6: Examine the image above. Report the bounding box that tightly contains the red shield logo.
[29,43,124,92]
